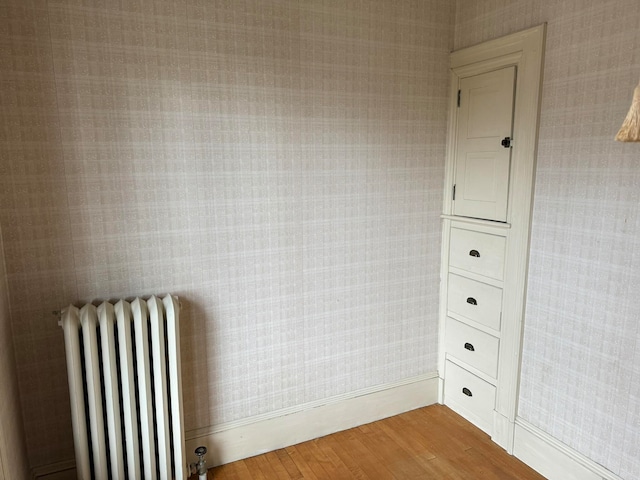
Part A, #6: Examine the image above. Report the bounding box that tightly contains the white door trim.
[438,24,546,453]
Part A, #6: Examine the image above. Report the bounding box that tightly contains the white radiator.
[59,294,186,480]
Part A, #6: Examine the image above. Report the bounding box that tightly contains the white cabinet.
[441,24,544,452]
[442,221,505,435]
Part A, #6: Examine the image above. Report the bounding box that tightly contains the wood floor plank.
[303,439,354,479]
[275,448,304,479]
[206,462,239,480]
[411,406,478,451]
[242,456,269,480]
[314,433,370,480]
[263,450,296,479]
[210,457,254,480]
[332,429,397,479]
[233,460,255,479]
[389,410,472,468]
[373,414,437,461]
[253,451,282,478]
[369,419,445,478]
[464,447,520,480]
[203,405,546,480]
[406,408,530,479]
[285,443,328,480]
[356,423,428,479]
[423,456,471,480]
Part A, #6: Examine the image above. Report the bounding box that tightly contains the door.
[453,66,516,222]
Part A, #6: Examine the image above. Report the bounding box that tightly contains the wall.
[0,0,453,471]
[454,1,640,479]
[0,223,30,479]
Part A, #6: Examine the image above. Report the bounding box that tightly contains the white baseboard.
[491,410,514,454]
[31,373,440,478]
[514,418,622,480]
[185,373,439,468]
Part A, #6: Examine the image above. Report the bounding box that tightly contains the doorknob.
[501,137,512,148]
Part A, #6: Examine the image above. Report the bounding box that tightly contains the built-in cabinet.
[439,25,545,452]
[453,66,515,222]
[442,222,507,434]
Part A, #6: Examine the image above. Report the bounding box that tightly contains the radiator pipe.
[190,446,207,480]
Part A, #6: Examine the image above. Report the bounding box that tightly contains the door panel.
[454,66,516,222]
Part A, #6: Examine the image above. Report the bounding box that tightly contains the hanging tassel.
[615,80,640,142]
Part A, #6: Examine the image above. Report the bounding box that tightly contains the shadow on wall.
[179,295,214,431]
[0,1,81,472]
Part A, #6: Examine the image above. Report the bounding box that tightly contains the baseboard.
[514,418,622,480]
[32,373,438,478]
[185,373,439,468]
[491,410,514,454]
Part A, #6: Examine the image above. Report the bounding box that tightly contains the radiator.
[59,295,186,480]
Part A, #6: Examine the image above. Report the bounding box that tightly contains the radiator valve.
[190,446,208,479]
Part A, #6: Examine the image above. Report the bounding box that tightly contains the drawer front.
[444,361,496,434]
[447,273,502,331]
[449,227,506,280]
[444,317,499,378]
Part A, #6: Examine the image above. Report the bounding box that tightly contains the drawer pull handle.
[462,387,473,397]
[466,297,477,306]
[469,249,480,257]
[464,342,475,352]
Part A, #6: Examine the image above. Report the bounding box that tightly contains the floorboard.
[195,405,546,479]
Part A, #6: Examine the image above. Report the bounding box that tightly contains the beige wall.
[9,1,637,477]
[455,1,640,479]
[0,0,453,471]
[0,224,29,479]
[0,0,76,468]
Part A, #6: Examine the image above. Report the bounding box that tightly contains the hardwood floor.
[201,405,546,479]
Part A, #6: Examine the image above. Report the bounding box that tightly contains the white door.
[453,66,516,222]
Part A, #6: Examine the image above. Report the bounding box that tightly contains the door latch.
[501,137,512,148]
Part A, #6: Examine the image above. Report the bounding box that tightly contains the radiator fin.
[60,294,186,480]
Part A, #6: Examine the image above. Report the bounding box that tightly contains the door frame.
[438,24,546,453]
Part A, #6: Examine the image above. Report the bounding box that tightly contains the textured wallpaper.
[0,226,29,479]
[455,1,640,479]
[0,0,78,468]
[0,0,453,470]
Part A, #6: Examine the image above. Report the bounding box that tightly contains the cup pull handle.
[469,249,480,257]
[464,342,475,352]
[462,387,473,397]
[466,297,477,306]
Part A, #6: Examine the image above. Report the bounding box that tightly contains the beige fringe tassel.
[615,80,640,142]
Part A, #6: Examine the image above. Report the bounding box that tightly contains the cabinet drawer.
[444,317,499,378]
[444,361,496,434]
[447,273,502,331]
[449,228,506,281]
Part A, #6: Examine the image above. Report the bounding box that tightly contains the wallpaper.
[0,225,29,479]
[0,0,78,468]
[455,1,640,479]
[0,0,453,470]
